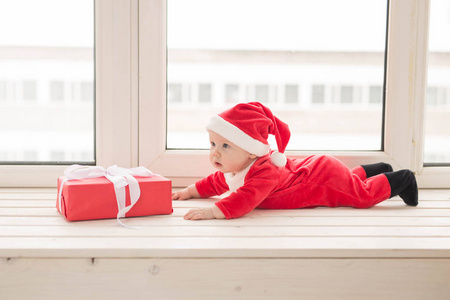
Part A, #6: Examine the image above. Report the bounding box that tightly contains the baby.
[172,102,418,220]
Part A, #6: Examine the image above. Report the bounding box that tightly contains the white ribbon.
[58,164,153,228]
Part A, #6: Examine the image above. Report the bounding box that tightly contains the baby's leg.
[340,174,392,208]
[351,162,393,180]
[304,156,392,208]
[350,166,367,180]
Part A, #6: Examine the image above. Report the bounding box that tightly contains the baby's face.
[208,130,257,175]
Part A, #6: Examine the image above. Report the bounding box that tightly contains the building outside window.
[369,86,382,104]
[198,83,212,103]
[168,83,182,103]
[340,86,354,104]
[285,85,299,104]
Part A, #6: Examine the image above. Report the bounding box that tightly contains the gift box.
[57,170,172,222]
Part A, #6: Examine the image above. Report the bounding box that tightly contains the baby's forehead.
[208,130,230,142]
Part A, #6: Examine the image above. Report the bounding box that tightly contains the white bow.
[58,164,154,228]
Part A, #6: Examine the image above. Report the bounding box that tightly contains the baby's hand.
[184,206,226,221]
[184,207,214,220]
[172,188,191,201]
[172,184,200,201]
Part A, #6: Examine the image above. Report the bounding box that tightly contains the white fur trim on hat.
[206,115,270,156]
[270,151,287,167]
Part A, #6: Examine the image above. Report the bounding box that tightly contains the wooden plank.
[2,216,450,227]
[0,200,56,208]
[0,188,448,201]
[0,192,447,204]
[247,207,450,217]
[1,206,450,218]
[1,225,450,238]
[2,199,450,208]
[0,208,61,217]
[0,188,447,198]
[1,236,450,258]
[418,189,450,200]
[173,199,450,208]
[0,188,55,194]
[0,194,56,200]
[1,258,449,300]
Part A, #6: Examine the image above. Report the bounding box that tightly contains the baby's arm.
[173,172,229,220]
[172,184,225,220]
[184,205,225,220]
[172,184,200,201]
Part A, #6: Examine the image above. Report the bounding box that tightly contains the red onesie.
[195,154,392,219]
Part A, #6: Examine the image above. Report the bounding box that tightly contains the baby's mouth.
[214,161,222,167]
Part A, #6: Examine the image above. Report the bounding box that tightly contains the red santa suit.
[196,153,392,219]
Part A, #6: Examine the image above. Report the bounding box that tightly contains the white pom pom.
[270,151,287,167]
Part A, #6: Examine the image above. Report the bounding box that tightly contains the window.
[80,82,94,102]
[285,85,299,104]
[340,86,354,104]
[198,84,212,103]
[0,81,7,101]
[427,86,448,107]
[255,85,269,103]
[167,0,388,152]
[0,0,94,164]
[23,151,38,161]
[22,81,37,101]
[50,151,65,162]
[50,81,65,102]
[369,86,382,104]
[312,85,326,104]
[225,84,239,103]
[168,83,182,103]
[424,0,450,164]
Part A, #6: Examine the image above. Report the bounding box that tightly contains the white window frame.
[1,0,449,188]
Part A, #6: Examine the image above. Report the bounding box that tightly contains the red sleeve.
[215,160,279,219]
[195,171,229,198]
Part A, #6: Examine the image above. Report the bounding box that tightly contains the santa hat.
[206,102,291,167]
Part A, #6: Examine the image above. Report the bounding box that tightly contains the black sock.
[384,170,418,206]
[362,162,393,178]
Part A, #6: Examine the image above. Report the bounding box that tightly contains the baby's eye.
[223,143,230,149]
[210,142,216,147]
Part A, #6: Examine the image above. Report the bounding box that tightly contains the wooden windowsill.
[1,188,450,300]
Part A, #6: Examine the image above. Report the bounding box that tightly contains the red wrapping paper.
[57,175,172,221]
